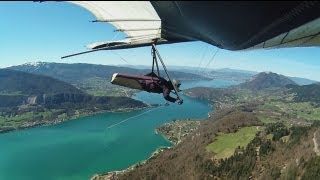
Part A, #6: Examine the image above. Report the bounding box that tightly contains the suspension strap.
[152,43,183,102]
[151,46,160,76]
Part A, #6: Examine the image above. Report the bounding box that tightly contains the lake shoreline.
[0,105,152,135]
[0,82,213,180]
[91,146,172,180]
[91,118,204,180]
[90,93,211,180]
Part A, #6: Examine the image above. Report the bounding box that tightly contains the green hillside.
[238,72,297,90]
[8,62,210,96]
[0,69,146,133]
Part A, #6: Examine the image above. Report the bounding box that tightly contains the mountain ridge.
[0,69,147,133]
[8,62,210,82]
[0,68,146,108]
[9,62,318,85]
[237,71,297,90]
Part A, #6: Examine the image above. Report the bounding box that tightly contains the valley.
[0,62,216,133]
[96,71,320,180]
[8,62,210,97]
[0,69,147,133]
[1,63,320,180]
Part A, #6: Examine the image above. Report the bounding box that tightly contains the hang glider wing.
[68,1,187,51]
[62,1,320,57]
[150,1,320,50]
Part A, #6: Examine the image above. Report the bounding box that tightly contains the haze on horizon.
[1,2,320,81]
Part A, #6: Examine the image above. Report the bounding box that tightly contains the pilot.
[140,76,183,104]
[111,72,183,104]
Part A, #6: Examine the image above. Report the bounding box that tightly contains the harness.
[149,40,182,102]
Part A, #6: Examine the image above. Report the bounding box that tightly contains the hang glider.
[59,1,320,58]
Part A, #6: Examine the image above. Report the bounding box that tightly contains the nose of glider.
[111,73,118,84]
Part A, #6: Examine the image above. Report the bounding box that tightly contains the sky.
[1,1,320,81]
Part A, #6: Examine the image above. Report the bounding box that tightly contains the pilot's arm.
[162,85,177,103]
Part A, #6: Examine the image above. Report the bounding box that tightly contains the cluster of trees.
[199,121,320,179]
[200,136,274,179]
[0,95,26,107]
[301,156,320,179]
[265,122,290,141]
[198,121,319,179]
[288,126,311,147]
[265,122,313,146]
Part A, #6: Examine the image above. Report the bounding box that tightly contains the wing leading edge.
[63,1,320,56]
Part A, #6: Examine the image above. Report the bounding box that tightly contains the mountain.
[171,66,318,85]
[213,68,257,75]
[288,77,318,85]
[0,69,83,107]
[0,69,83,95]
[0,69,147,133]
[167,66,258,81]
[98,71,320,180]
[238,72,297,90]
[0,69,145,108]
[209,69,256,82]
[112,65,258,82]
[208,69,318,85]
[8,62,210,96]
[286,83,320,104]
[8,62,210,83]
[11,62,317,85]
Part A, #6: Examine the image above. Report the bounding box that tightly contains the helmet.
[172,79,181,86]
[172,79,181,91]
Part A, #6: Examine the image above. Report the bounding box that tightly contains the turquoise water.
[0,80,239,180]
[181,79,242,89]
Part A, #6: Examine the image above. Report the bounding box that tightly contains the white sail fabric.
[246,17,320,50]
[61,1,319,53]
[68,1,162,49]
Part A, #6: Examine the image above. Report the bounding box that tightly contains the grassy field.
[264,102,320,121]
[206,126,260,159]
[0,110,57,129]
[0,91,23,96]
[261,103,281,111]
[75,77,138,97]
[87,88,137,97]
[0,117,6,126]
[1,111,55,122]
[257,115,277,124]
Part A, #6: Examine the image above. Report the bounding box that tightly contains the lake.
[0,79,240,180]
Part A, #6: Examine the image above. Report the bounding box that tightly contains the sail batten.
[68,1,161,41]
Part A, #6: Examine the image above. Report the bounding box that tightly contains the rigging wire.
[112,51,130,64]
[201,48,220,73]
[103,31,172,131]
[105,31,132,65]
[105,105,164,130]
[196,44,209,74]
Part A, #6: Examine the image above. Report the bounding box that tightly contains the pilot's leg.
[163,86,176,103]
